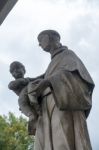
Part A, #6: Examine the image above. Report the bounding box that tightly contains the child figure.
[8,61,40,135]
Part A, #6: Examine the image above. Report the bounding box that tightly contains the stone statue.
[8,30,95,150]
[8,61,41,135]
[33,30,95,150]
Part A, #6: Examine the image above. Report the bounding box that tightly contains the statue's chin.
[15,74,23,79]
[43,46,50,52]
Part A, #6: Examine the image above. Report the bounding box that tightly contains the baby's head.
[10,61,26,79]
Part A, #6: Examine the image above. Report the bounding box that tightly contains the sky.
[0,0,99,149]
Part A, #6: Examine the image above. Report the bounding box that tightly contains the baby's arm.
[8,78,28,90]
[8,80,22,96]
[8,80,19,90]
[8,78,29,96]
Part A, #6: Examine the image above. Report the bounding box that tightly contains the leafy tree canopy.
[0,112,35,150]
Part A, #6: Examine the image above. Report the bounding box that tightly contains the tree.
[0,112,35,150]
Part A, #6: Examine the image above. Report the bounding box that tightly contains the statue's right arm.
[8,81,18,90]
[8,78,29,90]
[8,81,21,96]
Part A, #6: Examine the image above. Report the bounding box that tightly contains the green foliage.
[0,112,35,150]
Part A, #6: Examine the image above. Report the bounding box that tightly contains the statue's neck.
[50,43,62,56]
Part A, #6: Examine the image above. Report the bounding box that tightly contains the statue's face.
[38,34,50,52]
[11,66,25,79]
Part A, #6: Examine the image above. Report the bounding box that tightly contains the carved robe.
[34,46,94,150]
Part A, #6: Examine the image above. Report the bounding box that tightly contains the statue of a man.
[32,30,95,150]
[9,30,95,150]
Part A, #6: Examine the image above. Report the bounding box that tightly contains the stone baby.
[8,61,39,135]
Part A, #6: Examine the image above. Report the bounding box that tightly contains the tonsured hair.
[38,30,61,42]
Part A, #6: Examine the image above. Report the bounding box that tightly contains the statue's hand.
[33,79,50,97]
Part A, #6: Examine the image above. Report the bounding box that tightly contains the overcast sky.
[0,0,99,149]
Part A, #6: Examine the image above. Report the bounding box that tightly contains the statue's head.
[37,30,61,52]
[10,61,26,79]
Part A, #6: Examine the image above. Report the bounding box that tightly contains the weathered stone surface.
[8,30,95,149]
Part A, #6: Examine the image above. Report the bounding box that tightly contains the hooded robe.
[34,46,95,150]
